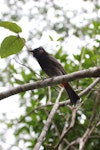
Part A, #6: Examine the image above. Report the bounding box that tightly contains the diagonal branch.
[0,67,100,100]
[79,78,100,96]
[65,86,100,150]
[18,77,100,123]
[33,88,64,150]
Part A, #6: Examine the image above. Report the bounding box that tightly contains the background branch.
[55,107,77,149]
[65,86,100,150]
[18,77,100,123]
[79,86,100,150]
[33,88,64,150]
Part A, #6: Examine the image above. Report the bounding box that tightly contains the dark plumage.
[30,47,80,105]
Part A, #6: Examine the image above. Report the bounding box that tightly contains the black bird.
[30,47,80,105]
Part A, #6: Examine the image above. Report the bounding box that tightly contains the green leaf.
[57,37,63,41]
[92,20,100,29]
[0,35,25,58]
[0,21,22,33]
[49,35,53,41]
[55,46,62,58]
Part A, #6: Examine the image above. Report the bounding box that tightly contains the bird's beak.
[29,50,34,53]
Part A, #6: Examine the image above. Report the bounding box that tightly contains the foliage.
[0,0,100,150]
[0,21,22,33]
[0,21,25,58]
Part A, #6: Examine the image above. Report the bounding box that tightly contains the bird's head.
[29,46,48,59]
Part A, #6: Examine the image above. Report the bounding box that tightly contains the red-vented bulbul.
[30,47,80,105]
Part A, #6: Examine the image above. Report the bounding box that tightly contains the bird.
[30,46,80,105]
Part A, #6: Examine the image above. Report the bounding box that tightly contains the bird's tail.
[62,83,80,105]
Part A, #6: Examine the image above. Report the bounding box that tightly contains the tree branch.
[33,88,64,150]
[18,77,100,123]
[0,67,100,100]
[65,87,100,150]
[55,107,77,149]
[78,86,100,150]
[79,78,100,96]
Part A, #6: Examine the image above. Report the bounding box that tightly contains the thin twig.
[79,87,100,150]
[13,57,42,78]
[47,86,52,103]
[55,107,77,149]
[79,78,100,97]
[65,87,100,150]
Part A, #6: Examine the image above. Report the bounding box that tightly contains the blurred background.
[0,0,100,150]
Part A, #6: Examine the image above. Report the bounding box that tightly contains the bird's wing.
[49,55,67,75]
